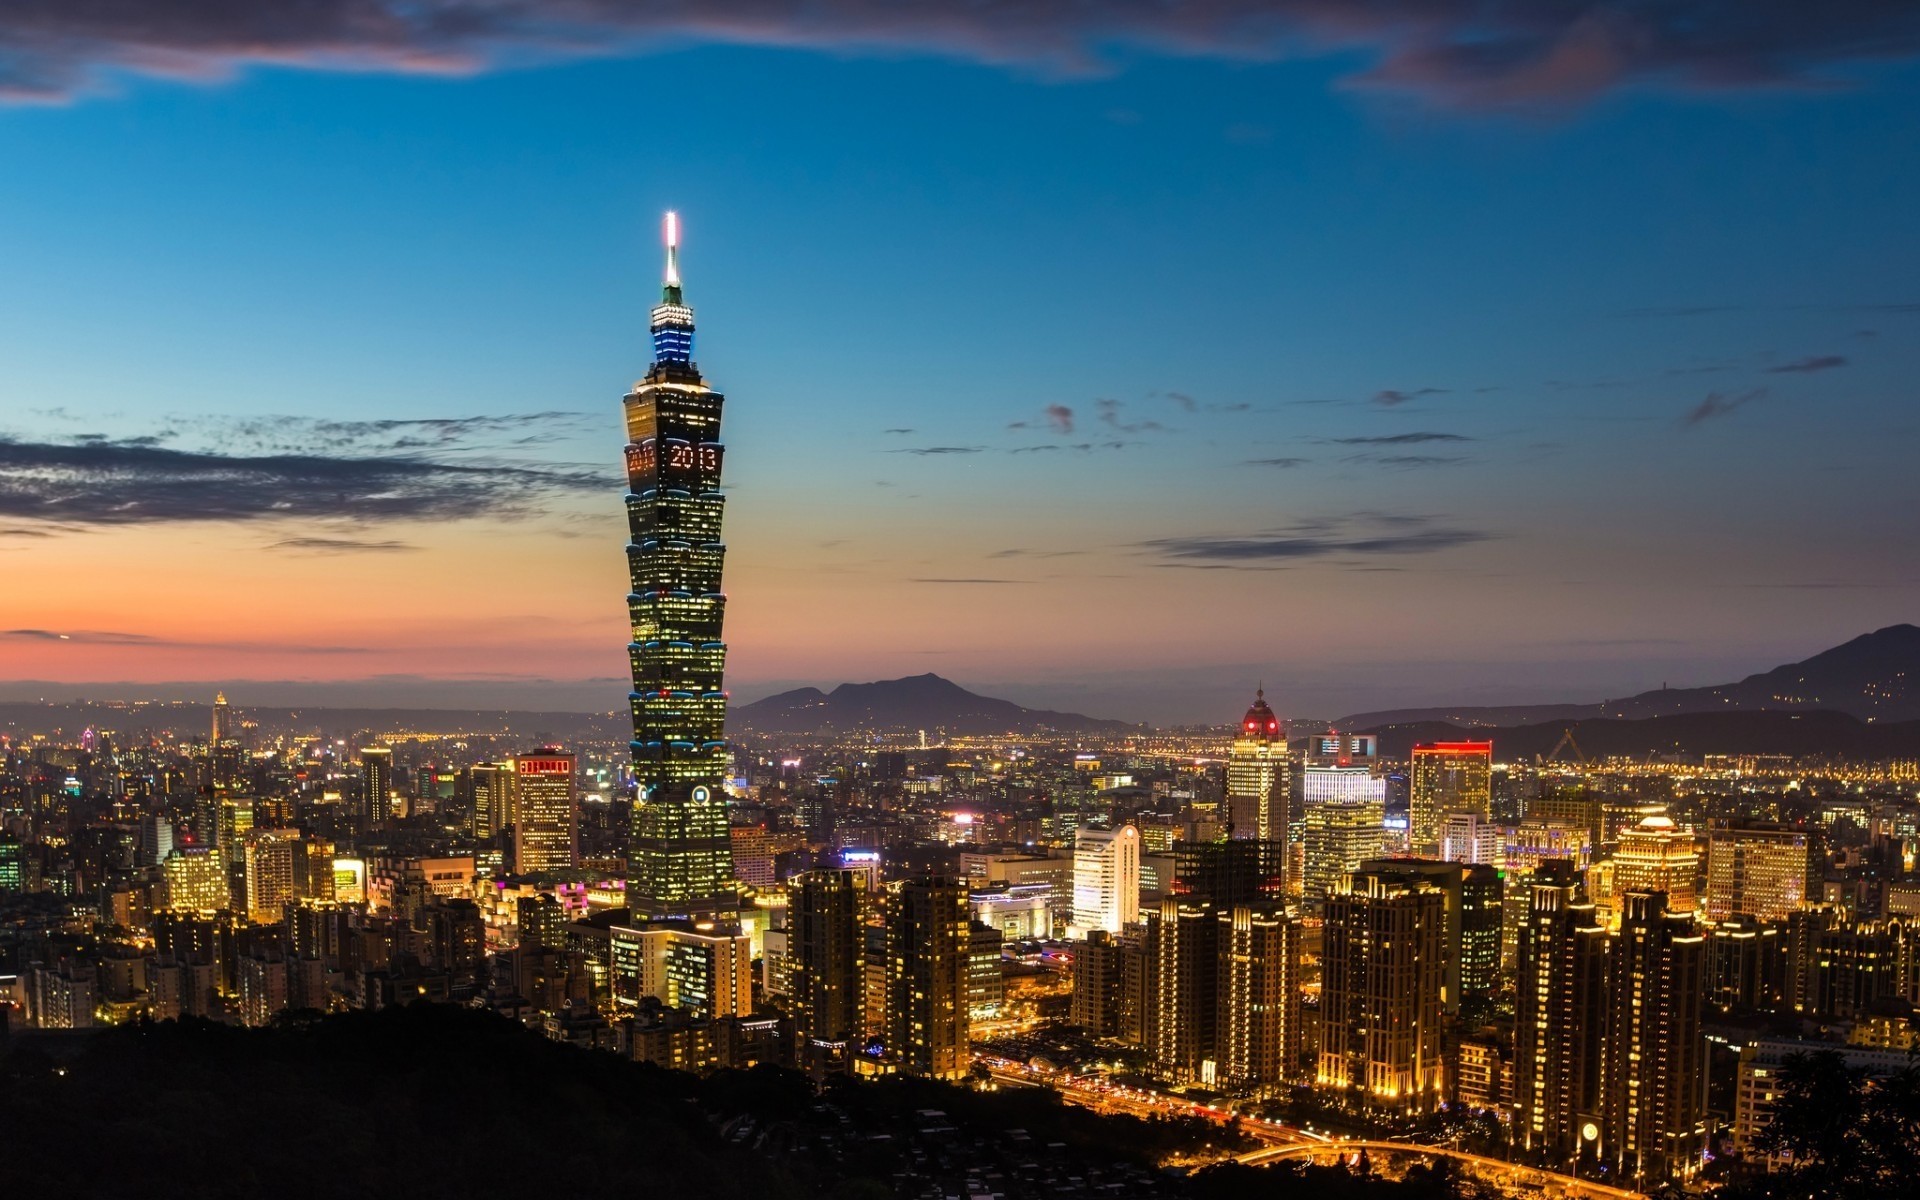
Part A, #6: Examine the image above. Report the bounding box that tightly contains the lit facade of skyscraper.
[1409,741,1492,858]
[1704,820,1822,923]
[511,750,577,876]
[359,746,392,830]
[211,690,231,743]
[1226,689,1287,844]
[1610,815,1700,922]
[1318,866,1447,1111]
[623,212,735,920]
[1071,824,1140,936]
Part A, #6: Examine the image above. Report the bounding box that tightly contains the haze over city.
[3,6,1917,723]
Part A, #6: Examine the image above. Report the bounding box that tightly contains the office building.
[1301,790,1387,906]
[1611,815,1700,920]
[1705,821,1822,923]
[211,690,232,743]
[164,847,229,913]
[1438,810,1501,866]
[470,761,514,840]
[360,746,392,829]
[511,750,578,875]
[1071,824,1140,936]
[885,877,971,1079]
[1226,689,1287,843]
[624,213,736,921]
[1409,741,1491,859]
[1318,866,1447,1110]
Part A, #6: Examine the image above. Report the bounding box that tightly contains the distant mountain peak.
[735,673,1134,735]
[1337,624,1920,730]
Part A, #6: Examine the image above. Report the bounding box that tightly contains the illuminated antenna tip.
[663,210,682,288]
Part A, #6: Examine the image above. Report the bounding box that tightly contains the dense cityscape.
[4,219,1918,1200]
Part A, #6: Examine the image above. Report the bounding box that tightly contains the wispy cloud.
[1245,457,1312,468]
[0,436,608,527]
[909,577,1026,585]
[1765,355,1847,374]
[267,537,420,554]
[1373,387,1449,407]
[1095,398,1169,434]
[7,3,1918,108]
[1139,515,1492,565]
[1682,388,1765,427]
[1326,432,1473,445]
[1045,403,1075,434]
[890,445,986,456]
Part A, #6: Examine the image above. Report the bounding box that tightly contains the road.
[979,1055,1645,1200]
[1238,1140,1646,1200]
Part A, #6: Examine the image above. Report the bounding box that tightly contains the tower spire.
[662,210,683,302]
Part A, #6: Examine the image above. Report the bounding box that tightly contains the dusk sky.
[2,4,1918,724]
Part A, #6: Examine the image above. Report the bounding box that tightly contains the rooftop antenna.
[663,210,681,290]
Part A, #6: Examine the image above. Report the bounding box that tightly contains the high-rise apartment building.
[624,213,735,921]
[359,746,392,830]
[789,868,868,1075]
[884,877,971,1079]
[511,750,577,875]
[1071,824,1140,936]
[1439,810,1501,866]
[1357,856,1501,1016]
[1318,867,1447,1110]
[1604,892,1708,1187]
[1705,820,1822,923]
[1226,689,1287,844]
[1216,905,1303,1089]
[243,833,297,925]
[1512,860,1608,1166]
[1148,898,1221,1084]
[1409,741,1492,858]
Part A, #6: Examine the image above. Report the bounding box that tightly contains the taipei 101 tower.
[621,213,736,920]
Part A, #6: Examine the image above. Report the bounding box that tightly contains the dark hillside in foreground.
[0,1006,1474,1200]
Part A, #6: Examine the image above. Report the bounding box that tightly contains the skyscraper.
[1409,741,1492,858]
[623,212,735,921]
[1226,689,1287,844]
[1318,866,1447,1111]
[211,690,231,743]
[789,868,869,1076]
[1704,820,1822,923]
[1216,905,1303,1089]
[1604,892,1708,1187]
[511,750,577,875]
[359,746,392,830]
[885,876,971,1079]
[1610,814,1699,921]
[1070,824,1140,936]
[1512,860,1608,1166]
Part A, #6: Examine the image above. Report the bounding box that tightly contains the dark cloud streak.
[5,3,1918,107]
[0,437,608,526]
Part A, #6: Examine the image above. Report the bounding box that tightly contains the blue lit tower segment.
[623,212,735,920]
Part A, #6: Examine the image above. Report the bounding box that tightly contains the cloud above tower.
[4,2,1918,107]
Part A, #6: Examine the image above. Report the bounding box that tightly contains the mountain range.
[732,672,1138,736]
[1337,624,1920,729]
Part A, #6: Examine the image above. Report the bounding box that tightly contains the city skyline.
[3,9,1920,725]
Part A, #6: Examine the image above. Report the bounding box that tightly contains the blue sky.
[1,6,1917,723]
